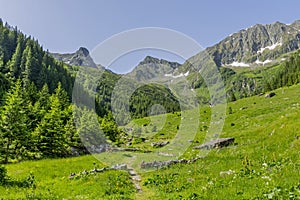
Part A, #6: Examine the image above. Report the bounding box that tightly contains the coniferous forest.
[0,20,182,163]
[0,20,80,163]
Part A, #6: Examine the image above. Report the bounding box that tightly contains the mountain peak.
[141,56,160,64]
[291,20,300,27]
[50,47,96,68]
[76,47,90,57]
[272,21,285,25]
[139,56,181,69]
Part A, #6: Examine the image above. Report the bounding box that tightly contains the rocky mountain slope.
[123,20,300,86]
[126,56,182,82]
[51,47,99,68]
[205,20,300,67]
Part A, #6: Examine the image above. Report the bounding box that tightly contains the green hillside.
[1,82,300,199]
[189,49,300,104]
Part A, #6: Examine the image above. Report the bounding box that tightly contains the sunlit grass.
[1,84,300,199]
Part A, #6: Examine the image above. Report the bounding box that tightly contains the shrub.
[0,165,8,185]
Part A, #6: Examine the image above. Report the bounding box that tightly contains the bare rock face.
[50,47,98,68]
[193,138,235,150]
[127,56,182,82]
[204,20,300,67]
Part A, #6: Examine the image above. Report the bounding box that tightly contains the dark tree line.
[264,51,300,90]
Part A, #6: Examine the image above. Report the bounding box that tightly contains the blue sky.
[0,0,299,73]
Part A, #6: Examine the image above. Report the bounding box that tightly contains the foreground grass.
[0,156,135,199]
[1,84,300,199]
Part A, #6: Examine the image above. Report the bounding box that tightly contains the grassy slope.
[138,84,300,199]
[1,84,300,199]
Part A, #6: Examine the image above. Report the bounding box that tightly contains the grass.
[137,83,300,199]
[0,156,135,199]
[1,83,300,199]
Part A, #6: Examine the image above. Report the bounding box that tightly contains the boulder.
[112,164,127,170]
[140,157,203,169]
[193,138,235,150]
[239,106,248,110]
[151,141,169,148]
[265,92,276,98]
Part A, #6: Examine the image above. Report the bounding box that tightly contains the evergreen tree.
[36,84,50,112]
[8,35,24,78]
[100,112,119,142]
[0,79,30,163]
[53,82,69,110]
[34,94,69,157]
[64,105,82,151]
[34,84,71,158]
[76,107,107,153]
[21,44,33,87]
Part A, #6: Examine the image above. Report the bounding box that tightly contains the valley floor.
[1,84,300,199]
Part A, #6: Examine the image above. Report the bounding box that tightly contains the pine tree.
[0,54,3,70]
[100,112,119,142]
[8,35,24,78]
[53,82,69,110]
[0,79,30,163]
[77,107,107,153]
[36,84,50,112]
[22,45,33,87]
[64,105,80,149]
[34,85,71,158]
[36,64,48,89]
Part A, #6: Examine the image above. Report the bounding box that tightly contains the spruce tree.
[77,107,107,153]
[22,45,33,87]
[0,79,30,163]
[8,35,24,78]
[34,83,72,158]
[100,112,119,142]
[34,94,69,157]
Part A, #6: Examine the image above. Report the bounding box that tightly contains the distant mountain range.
[50,20,300,104]
[52,20,300,76]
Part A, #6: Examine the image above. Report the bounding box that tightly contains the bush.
[0,165,8,185]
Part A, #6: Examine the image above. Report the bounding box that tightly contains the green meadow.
[1,83,300,199]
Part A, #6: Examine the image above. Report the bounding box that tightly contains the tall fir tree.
[0,79,31,163]
[34,84,71,158]
[8,34,24,78]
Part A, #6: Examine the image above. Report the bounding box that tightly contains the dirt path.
[127,167,142,193]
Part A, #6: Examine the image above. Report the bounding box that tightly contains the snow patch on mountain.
[255,59,272,65]
[227,62,250,67]
[257,42,282,54]
[165,71,189,78]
